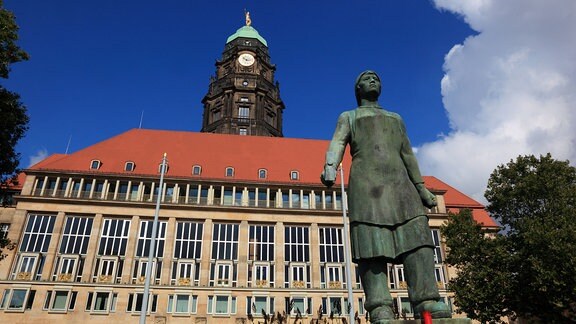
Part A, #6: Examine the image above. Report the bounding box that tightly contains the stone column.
[275,221,285,288]
[41,211,66,280]
[310,222,320,288]
[82,213,103,282]
[161,217,176,284]
[199,218,213,286]
[237,220,249,287]
[121,215,140,283]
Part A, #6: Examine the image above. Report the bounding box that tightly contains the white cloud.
[28,149,49,167]
[419,0,576,203]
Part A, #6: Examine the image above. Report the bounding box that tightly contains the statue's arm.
[321,112,351,187]
[399,118,437,208]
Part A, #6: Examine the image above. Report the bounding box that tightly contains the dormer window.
[90,160,101,170]
[290,171,300,181]
[258,169,267,179]
[192,165,202,176]
[124,161,135,172]
[225,167,234,177]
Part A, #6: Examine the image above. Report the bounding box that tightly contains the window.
[53,216,93,282]
[319,227,346,288]
[431,229,443,264]
[43,290,77,312]
[212,108,221,121]
[284,226,311,288]
[94,219,130,283]
[207,295,236,315]
[192,165,202,176]
[239,128,247,135]
[265,111,275,125]
[321,297,347,317]
[222,188,233,206]
[85,291,117,313]
[358,298,365,315]
[90,160,101,170]
[0,223,9,239]
[435,264,447,289]
[126,292,158,313]
[247,296,274,316]
[290,171,299,180]
[132,220,167,284]
[225,167,234,177]
[172,221,203,286]
[32,177,44,195]
[1,288,35,311]
[395,296,413,318]
[124,161,135,172]
[15,214,56,280]
[167,294,197,314]
[15,254,39,280]
[54,255,79,282]
[392,265,408,289]
[98,219,130,256]
[19,214,56,253]
[258,169,267,179]
[285,297,312,316]
[210,223,239,287]
[240,97,249,102]
[248,225,275,287]
[238,106,250,119]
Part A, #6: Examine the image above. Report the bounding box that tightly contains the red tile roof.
[28,128,498,227]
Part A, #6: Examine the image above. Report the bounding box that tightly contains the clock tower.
[201,13,285,137]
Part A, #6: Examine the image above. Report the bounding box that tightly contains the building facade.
[0,18,497,324]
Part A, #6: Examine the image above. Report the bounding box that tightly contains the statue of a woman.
[321,71,451,321]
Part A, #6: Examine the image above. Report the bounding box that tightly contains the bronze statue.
[321,71,451,321]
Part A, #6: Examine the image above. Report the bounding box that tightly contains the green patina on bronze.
[321,71,451,321]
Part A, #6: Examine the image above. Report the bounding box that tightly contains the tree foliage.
[0,0,28,182]
[442,154,576,323]
[1,0,29,259]
[0,0,29,78]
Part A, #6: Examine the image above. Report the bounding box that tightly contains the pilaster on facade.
[82,213,103,282]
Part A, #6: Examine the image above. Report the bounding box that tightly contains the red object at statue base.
[422,310,433,324]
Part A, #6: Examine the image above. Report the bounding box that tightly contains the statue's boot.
[413,300,452,319]
[403,247,452,318]
[370,305,395,323]
[358,258,395,323]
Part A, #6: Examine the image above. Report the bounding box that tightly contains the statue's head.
[355,70,381,105]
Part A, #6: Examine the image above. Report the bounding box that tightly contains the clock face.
[238,53,255,66]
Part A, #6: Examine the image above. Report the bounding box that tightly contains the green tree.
[0,0,29,259]
[1,0,29,183]
[442,154,576,323]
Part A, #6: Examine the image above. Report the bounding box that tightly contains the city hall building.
[0,18,497,324]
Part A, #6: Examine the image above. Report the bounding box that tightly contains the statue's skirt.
[350,215,434,262]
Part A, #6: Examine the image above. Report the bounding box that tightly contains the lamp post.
[139,153,167,324]
[339,163,355,324]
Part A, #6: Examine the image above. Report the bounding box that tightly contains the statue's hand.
[321,165,336,188]
[416,184,437,209]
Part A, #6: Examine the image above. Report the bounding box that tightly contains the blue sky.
[5,1,576,202]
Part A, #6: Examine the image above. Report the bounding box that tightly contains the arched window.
[124,161,135,172]
[90,160,101,170]
[225,167,234,177]
[192,165,202,176]
[258,169,267,179]
[290,170,299,181]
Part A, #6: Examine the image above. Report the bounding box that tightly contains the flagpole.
[139,153,167,324]
[339,163,355,323]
